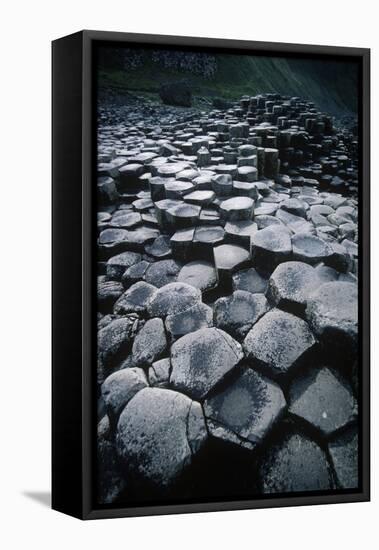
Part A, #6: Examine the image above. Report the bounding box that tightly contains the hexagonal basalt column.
[224,220,258,250]
[214,290,269,339]
[288,367,357,437]
[117,388,207,488]
[232,180,259,199]
[263,148,279,178]
[164,180,194,200]
[292,233,333,265]
[305,281,358,352]
[154,199,182,230]
[184,190,216,207]
[213,244,251,281]
[211,174,233,196]
[259,432,333,493]
[170,227,195,261]
[204,369,286,451]
[166,202,201,229]
[193,225,225,260]
[266,261,321,315]
[251,225,292,273]
[243,309,316,378]
[157,161,191,178]
[170,327,244,400]
[237,166,258,182]
[328,428,359,489]
[219,197,255,222]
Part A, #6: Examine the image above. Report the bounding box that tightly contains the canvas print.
[95,44,360,507]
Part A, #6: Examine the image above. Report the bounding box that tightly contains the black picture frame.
[52,30,370,520]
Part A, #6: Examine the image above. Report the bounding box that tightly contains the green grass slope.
[98,50,358,117]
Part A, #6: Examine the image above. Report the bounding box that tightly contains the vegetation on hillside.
[97,46,358,116]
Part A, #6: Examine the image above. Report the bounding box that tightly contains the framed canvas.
[52,30,370,520]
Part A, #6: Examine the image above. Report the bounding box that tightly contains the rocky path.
[96,94,359,505]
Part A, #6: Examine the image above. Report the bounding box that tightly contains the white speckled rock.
[113,281,157,315]
[260,432,333,493]
[289,367,357,436]
[147,282,201,318]
[244,309,316,376]
[117,388,207,487]
[214,290,270,339]
[204,369,286,450]
[101,367,148,418]
[170,327,243,400]
[266,261,321,315]
[306,282,358,346]
[132,318,167,366]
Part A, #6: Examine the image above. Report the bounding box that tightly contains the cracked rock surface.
[116,387,207,488]
[96,92,359,504]
[204,368,286,450]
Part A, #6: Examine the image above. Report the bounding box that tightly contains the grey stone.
[98,176,118,205]
[110,211,142,229]
[98,315,139,376]
[289,367,357,436]
[124,227,160,251]
[164,180,194,200]
[97,420,126,504]
[106,251,142,280]
[170,228,194,260]
[292,232,333,265]
[178,261,218,292]
[306,282,358,346]
[232,180,259,199]
[145,235,172,259]
[214,291,270,339]
[157,161,190,178]
[260,432,333,493]
[232,267,268,294]
[281,198,308,218]
[147,282,202,318]
[159,142,179,156]
[237,166,258,182]
[251,226,292,271]
[224,220,258,250]
[328,428,359,489]
[98,280,124,314]
[118,163,145,191]
[193,226,225,259]
[166,202,201,228]
[255,214,283,230]
[170,327,244,400]
[132,317,167,366]
[166,302,213,341]
[211,174,233,196]
[114,281,157,315]
[144,259,182,288]
[244,309,316,376]
[117,388,207,487]
[276,208,314,234]
[324,242,353,273]
[121,260,150,287]
[101,367,148,418]
[314,263,339,284]
[267,261,320,314]
[213,244,250,278]
[204,369,286,450]
[220,196,255,221]
[149,358,171,388]
[184,190,215,206]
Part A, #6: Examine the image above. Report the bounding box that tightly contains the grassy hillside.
[97,48,358,116]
